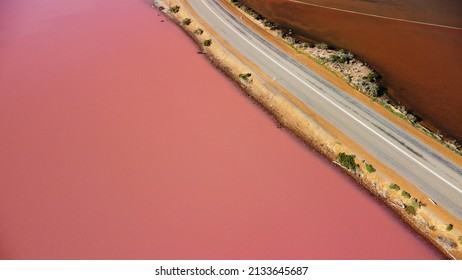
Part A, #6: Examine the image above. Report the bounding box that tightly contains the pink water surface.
[0,0,443,259]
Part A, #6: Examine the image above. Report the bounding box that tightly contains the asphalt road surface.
[188,0,462,219]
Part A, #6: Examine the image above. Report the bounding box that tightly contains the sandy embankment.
[152,0,462,259]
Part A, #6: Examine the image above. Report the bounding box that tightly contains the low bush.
[169,5,180,13]
[404,205,416,215]
[364,72,379,83]
[239,73,252,81]
[389,183,400,191]
[365,163,376,173]
[411,198,422,209]
[336,152,358,171]
[359,81,379,97]
[401,191,411,198]
[203,39,212,47]
[330,54,352,64]
[446,224,453,231]
[194,28,204,35]
[182,18,192,26]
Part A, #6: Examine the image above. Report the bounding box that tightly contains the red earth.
[0,0,443,259]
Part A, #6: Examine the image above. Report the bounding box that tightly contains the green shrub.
[336,152,358,171]
[401,191,411,198]
[365,163,376,173]
[404,205,416,215]
[330,55,341,62]
[411,198,422,209]
[169,5,180,13]
[458,236,462,244]
[364,72,378,83]
[238,73,252,81]
[194,28,204,35]
[182,18,192,26]
[358,80,380,97]
[330,54,351,64]
[203,39,212,47]
[446,224,453,231]
[389,183,400,191]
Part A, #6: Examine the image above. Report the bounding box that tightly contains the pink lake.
[0,0,443,259]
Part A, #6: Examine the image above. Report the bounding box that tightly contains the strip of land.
[152,0,462,259]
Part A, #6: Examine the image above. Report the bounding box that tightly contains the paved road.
[188,0,462,219]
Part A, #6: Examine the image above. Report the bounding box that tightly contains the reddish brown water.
[240,0,462,142]
[0,0,443,259]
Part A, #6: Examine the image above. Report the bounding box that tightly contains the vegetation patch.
[194,28,204,35]
[169,5,180,13]
[238,73,252,82]
[203,39,212,47]
[336,152,358,172]
[446,224,453,231]
[182,18,192,26]
[401,190,411,199]
[411,198,423,209]
[329,51,353,64]
[364,162,376,173]
[404,205,417,215]
[388,183,400,191]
